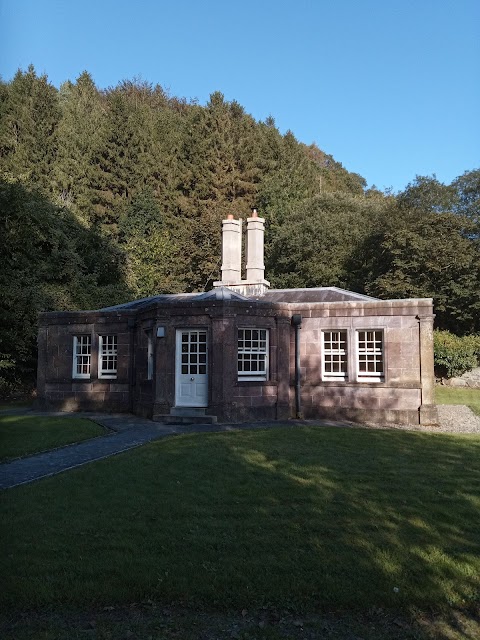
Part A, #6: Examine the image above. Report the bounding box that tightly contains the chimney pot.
[227,214,234,220]
[251,207,258,218]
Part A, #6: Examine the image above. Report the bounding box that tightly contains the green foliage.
[119,189,187,296]
[0,177,130,392]
[1,65,479,389]
[53,72,105,218]
[0,66,59,190]
[452,168,480,227]
[266,191,385,289]
[396,174,456,213]
[356,186,480,334]
[433,330,479,378]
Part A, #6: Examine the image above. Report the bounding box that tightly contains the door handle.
[190,377,195,381]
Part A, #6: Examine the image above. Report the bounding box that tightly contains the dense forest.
[1,66,479,393]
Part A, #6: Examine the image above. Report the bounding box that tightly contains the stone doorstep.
[153,407,218,425]
[169,407,206,417]
[153,414,218,425]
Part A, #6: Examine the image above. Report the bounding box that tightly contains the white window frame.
[321,330,348,381]
[72,335,92,379]
[237,328,269,382]
[356,329,384,382]
[99,335,118,379]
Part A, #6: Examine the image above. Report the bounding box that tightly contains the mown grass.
[0,398,32,411]
[0,415,106,462]
[435,385,480,416]
[2,426,480,618]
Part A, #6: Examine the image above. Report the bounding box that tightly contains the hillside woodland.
[1,67,479,392]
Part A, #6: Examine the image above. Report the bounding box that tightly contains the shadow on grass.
[1,426,479,615]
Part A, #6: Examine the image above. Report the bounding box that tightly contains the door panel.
[175,330,208,407]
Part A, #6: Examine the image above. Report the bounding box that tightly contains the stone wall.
[37,311,133,412]
[36,297,436,425]
[286,298,435,425]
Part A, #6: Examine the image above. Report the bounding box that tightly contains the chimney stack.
[246,207,266,283]
[219,215,242,284]
[214,208,269,296]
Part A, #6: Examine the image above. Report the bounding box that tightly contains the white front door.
[175,329,208,407]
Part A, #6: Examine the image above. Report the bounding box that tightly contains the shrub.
[465,334,480,364]
[433,330,478,378]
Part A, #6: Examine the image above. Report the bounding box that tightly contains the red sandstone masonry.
[37,296,435,424]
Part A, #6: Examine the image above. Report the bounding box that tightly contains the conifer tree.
[53,71,105,218]
[0,66,60,191]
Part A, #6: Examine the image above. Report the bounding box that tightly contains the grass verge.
[0,415,106,462]
[1,426,479,617]
[0,398,32,411]
[435,386,480,416]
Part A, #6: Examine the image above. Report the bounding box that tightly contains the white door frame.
[175,329,209,407]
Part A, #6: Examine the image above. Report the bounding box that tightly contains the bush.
[465,334,480,363]
[434,330,479,378]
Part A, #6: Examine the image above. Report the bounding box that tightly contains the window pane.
[322,331,347,380]
[357,330,384,379]
[73,336,91,379]
[99,335,117,377]
[238,328,268,380]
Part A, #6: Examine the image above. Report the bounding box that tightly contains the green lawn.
[0,398,32,411]
[0,415,106,462]
[2,426,479,623]
[435,386,480,416]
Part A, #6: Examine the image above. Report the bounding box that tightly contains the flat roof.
[251,287,378,303]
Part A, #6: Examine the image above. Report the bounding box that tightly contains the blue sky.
[1,0,478,192]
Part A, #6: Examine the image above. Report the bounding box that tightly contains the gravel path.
[434,404,480,433]
[353,404,480,434]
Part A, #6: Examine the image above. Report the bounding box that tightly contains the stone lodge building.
[37,210,438,426]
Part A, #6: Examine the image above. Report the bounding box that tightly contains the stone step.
[169,407,207,417]
[153,414,218,425]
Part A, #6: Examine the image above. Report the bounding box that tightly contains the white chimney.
[246,208,266,283]
[214,208,269,296]
[219,214,242,284]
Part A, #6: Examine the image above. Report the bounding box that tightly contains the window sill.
[320,380,420,389]
[236,380,276,386]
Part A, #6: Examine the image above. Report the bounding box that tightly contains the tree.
[0,176,130,392]
[0,65,60,191]
[452,168,480,228]
[53,72,105,219]
[266,192,385,290]
[396,174,455,213]
[119,189,186,296]
[358,200,480,334]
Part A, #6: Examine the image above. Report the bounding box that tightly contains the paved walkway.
[0,411,318,490]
